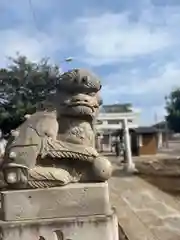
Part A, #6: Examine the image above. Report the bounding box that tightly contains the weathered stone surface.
[0,211,118,240]
[1,182,111,221]
[2,69,112,189]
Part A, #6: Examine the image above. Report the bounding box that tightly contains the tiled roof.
[112,126,158,136]
[135,126,157,134]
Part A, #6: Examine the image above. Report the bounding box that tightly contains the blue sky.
[0,0,180,125]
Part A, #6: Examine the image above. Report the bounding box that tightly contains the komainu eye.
[82,77,87,83]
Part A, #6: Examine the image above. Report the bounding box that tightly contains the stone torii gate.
[96,118,137,173]
[121,118,137,173]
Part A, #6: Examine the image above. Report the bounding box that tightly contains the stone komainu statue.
[2,69,112,189]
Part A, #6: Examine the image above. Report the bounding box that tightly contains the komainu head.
[56,69,103,119]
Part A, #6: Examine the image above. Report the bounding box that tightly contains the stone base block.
[0,211,119,240]
[1,182,111,221]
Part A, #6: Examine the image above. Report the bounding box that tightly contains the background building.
[95,104,140,152]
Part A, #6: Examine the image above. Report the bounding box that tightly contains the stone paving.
[108,162,180,240]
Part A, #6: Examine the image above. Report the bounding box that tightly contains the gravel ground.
[108,152,180,198]
[136,159,180,197]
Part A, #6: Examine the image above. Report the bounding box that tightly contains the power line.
[28,0,41,32]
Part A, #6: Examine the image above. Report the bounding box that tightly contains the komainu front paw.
[3,165,29,189]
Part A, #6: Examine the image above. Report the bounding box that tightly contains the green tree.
[166,88,180,133]
[0,54,61,133]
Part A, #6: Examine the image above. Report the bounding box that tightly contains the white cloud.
[76,7,180,66]
[0,0,71,67]
[101,61,180,124]
[103,62,180,97]
[0,0,179,68]
[0,0,180,126]
[0,29,62,67]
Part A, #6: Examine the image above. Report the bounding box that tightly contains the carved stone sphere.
[93,156,112,181]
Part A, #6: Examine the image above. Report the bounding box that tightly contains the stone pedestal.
[0,182,119,240]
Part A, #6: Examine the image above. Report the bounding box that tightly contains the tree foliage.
[166,88,180,133]
[0,54,61,133]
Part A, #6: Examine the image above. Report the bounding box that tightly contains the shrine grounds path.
[108,155,180,240]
